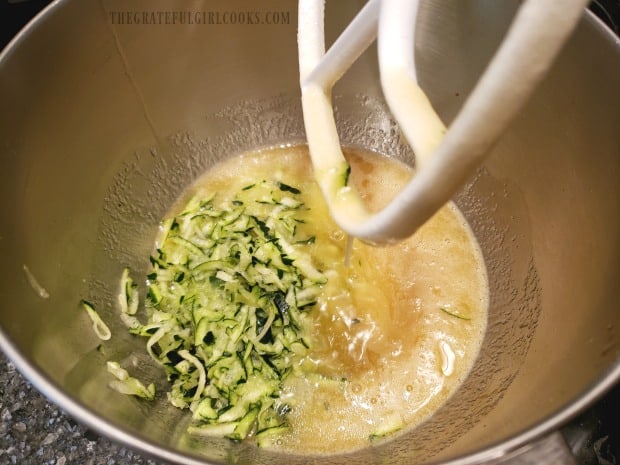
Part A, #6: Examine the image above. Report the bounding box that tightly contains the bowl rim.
[0,1,618,464]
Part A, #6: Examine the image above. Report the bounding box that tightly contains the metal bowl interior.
[0,1,618,464]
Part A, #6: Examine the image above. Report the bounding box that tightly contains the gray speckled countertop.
[0,352,163,465]
[1,2,619,464]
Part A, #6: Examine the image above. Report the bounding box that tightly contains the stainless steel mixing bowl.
[0,1,618,464]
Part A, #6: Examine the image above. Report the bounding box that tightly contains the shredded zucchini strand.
[116,179,328,441]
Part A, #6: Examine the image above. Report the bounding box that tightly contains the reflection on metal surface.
[0,1,618,465]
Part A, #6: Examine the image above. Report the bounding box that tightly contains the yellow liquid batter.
[179,145,488,454]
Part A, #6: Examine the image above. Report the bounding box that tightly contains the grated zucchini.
[117,179,328,441]
[106,361,155,400]
[81,300,111,341]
